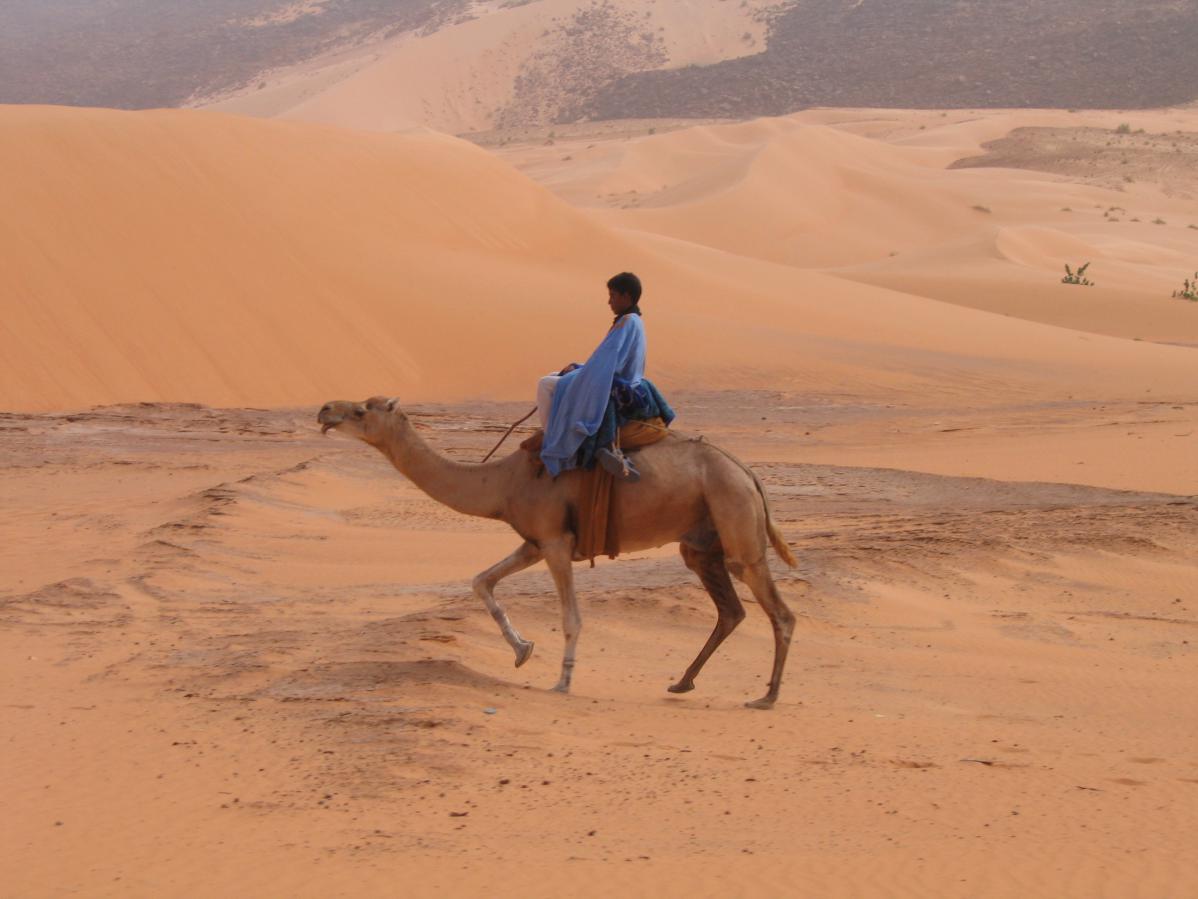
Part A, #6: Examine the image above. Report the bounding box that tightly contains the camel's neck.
[369,414,509,520]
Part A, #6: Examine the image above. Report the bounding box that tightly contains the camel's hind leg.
[668,543,746,695]
[728,558,795,710]
[541,537,581,694]
[472,541,542,667]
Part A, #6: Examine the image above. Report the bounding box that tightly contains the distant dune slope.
[0,0,472,109]
[0,105,615,409]
[209,0,784,134]
[504,109,1198,346]
[2,105,1196,412]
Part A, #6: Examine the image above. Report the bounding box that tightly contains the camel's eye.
[353,409,364,418]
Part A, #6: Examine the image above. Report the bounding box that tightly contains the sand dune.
[6,104,1198,414]
[498,108,1198,344]
[588,119,986,267]
[0,104,622,410]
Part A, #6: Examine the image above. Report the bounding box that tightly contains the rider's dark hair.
[606,272,642,303]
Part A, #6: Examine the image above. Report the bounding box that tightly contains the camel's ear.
[364,395,401,414]
[364,395,396,413]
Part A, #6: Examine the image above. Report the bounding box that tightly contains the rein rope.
[481,406,539,463]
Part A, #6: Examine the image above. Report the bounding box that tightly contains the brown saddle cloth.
[520,418,669,565]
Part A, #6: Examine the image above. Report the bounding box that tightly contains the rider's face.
[608,288,633,315]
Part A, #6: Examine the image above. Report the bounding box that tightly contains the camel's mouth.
[317,406,343,434]
[318,401,365,435]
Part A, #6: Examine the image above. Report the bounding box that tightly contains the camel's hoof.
[744,697,776,710]
[551,683,570,694]
[667,682,694,694]
[514,641,534,668]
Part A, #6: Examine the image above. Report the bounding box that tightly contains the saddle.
[520,418,669,565]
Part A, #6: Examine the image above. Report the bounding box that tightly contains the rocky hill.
[577,0,1198,120]
[5,0,1198,118]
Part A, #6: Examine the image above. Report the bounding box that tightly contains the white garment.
[536,373,562,429]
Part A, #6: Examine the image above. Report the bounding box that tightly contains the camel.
[317,396,798,709]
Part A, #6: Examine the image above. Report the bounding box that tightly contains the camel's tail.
[754,473,798,568]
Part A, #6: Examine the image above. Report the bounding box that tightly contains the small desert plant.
[1115,123,1132,134]
[1062,262,1095,286]
[1173,273,1198,301]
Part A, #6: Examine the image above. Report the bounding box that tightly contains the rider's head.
[606,272,642,315]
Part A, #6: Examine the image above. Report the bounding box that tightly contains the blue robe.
[541,313,647,477]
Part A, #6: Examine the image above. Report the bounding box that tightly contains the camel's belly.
[608,445,711,552]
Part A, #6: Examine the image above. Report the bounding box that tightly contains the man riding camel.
[537,272,673,482]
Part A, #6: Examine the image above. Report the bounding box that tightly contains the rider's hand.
[558,363,581,376]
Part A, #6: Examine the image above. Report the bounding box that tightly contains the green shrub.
[1061,262,1095,286]
[1172,273,1198,301]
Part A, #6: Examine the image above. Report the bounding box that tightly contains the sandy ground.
[2,393,1196,898]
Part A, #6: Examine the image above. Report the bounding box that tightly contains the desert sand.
[3,98,1197,898]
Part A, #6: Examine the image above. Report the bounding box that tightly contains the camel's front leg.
[472,542,542,667]
[541,538,581,693]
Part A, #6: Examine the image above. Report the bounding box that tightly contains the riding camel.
[317,396,797,709]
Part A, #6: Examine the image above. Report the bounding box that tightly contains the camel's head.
[317,396,403,444]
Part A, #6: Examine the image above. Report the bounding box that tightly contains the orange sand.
[2,99,1197,897]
